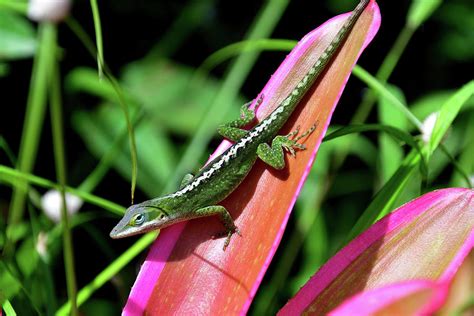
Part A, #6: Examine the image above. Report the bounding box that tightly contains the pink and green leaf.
[279,188,474,315]
[124,1,381,314]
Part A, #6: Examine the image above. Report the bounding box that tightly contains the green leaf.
[407,0,442,29]
[378,85,407,183]
[65,68,118,101]
[0,165,124,215]
[352,66,423,130]
[0,263,21,301]
[17,238,39,277]
[346,150,422,242]
[0,10,36,60]
[324,124,420,156]
[121,59,243,135]
[72,105,176,197]
[2,299,17,316]
[429,81,474,154]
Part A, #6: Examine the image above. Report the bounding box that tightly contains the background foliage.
[0,0,473,314]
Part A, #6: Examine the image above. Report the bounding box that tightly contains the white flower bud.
[421,112,439,144]
[28,0,71,23]
[41,189,83,223]
[36,231,49,259]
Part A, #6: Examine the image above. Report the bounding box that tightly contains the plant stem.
[49,42,78,316]
[55,232,158,315]
[89,0,104,79]
[6,22,55,256]
[0,166,124,215]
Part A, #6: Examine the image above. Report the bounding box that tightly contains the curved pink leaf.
[124,2,381,314]
[279,188,474,315]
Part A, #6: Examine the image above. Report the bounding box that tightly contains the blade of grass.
[0,136,16,165]
[352,65,423,130]
[7,22,56,254]
[101,74,138,203]
[0,166,124,215]
[2,299,17,316]
[450,112,474,187]
[0,261,42,315]
[78,110,144,194]
[323,123,428,178]
[197,39,297,75]
[346,81,474,242]
[345,149,421,242]
[49,50,78,315]
[429,81,474,154]
[68,4,139,204]
[439,144,472,188]
[352,0,442,131]
[55,232,158,316]
[89,0,104,79]
[377,85,407,184]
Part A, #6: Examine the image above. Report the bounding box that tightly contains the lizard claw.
[212,226,241,251]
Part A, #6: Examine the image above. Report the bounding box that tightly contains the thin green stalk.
[352,65,423,130]
[352,26,415,125]
[346,149,420,242]
[65,17,97,58]
[104,74,138,203]
[89,0,104,79]
[0,136,16,165]
[55,232,158,316]
[49,47,78,316]
[65,15,139,202]
[195,39,296,77]
[0,261,43,315]
[450,112,474,187]
[0,166,124,215]
[6,21,56,255]
[78,110,144,194]
[166,0,290,192]
[2,299,17,316]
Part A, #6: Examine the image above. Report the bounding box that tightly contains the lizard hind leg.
[256,123,317,170]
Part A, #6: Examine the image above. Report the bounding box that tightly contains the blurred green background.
[0,0,473,314]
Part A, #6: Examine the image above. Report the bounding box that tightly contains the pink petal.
[279,188,474,315]
[124,2,381,314]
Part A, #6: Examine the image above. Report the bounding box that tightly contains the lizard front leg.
[257,125,316,169]
[194,205,241,250]
[217,95,264,142]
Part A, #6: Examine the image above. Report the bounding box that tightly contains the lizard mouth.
[109,218,141,239]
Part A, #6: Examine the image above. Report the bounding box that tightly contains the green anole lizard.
[110,0,369,250]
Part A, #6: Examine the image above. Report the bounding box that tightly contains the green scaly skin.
[110,0,370,250]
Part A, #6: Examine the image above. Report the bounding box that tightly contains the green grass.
[1,0,473,315]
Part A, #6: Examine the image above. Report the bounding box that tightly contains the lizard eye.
[131,213,145,226]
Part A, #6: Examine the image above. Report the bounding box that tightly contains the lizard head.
[109,198,172,239]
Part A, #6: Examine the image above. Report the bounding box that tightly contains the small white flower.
[28,0,71,23]
[41,189,83,223]
[421,112,439,144]
[36,231,48,259]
